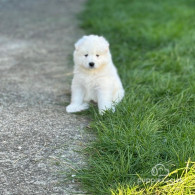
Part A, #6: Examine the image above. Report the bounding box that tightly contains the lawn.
[76,0,195,194]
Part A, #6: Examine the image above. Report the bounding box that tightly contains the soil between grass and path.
[0,0,89,194]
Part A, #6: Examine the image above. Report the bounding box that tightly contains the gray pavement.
[0,0,89,194]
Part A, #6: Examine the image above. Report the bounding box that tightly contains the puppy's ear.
[75,36,88,50]
[100,36,109,48]
[99,36,109,53]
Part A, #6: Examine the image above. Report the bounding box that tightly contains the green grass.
[111,160,195,194]
[76,0,195,194]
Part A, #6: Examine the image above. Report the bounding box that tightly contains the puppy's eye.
[96,54,99,57]
[84,54,88,57]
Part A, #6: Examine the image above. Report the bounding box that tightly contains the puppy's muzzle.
[89,62,95,68]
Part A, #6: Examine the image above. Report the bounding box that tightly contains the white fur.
[66,35,124,115]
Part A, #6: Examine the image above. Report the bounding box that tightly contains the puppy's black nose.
[89,62,95,67]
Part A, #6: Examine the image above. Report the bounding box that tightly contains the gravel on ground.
[0,0,89,194]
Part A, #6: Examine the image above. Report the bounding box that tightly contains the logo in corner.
[151,164,169,177]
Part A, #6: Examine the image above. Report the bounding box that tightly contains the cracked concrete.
[0,0,89,194]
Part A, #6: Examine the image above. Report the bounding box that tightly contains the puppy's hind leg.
[114,89,125,104]
[66,84,89,113]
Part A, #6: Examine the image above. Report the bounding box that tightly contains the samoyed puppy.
[66,35,124,114]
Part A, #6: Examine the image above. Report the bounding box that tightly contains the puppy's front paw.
[66,103,89,113]
[99,105,115,115]
[66,104,77,113]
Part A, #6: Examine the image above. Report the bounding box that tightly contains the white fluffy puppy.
[66,35,124,114]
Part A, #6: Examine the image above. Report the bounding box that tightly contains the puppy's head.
[73,35,111,70]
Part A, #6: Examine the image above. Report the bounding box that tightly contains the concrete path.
[0,0,89,194]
